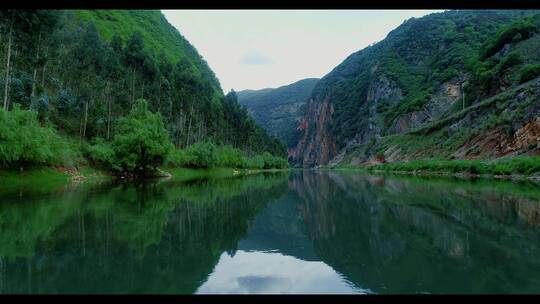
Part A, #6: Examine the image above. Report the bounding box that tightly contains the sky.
[162,10,443,93]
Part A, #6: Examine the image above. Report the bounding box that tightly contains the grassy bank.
[166,167,290,182]
[361,156,540,180]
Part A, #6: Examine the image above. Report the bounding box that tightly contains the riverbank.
[325,156,540,182]
[0,165,290,190]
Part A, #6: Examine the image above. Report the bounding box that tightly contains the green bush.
[480,19,538,60]
[0,106,77,168]
[519,64,540,83]
[166,142,289,170]
[498,52,523,72]
[166,149,188,168]
[215,145,246,168]
[370,157,540,176]
[261,152,289,169]
[181,142,218,168]
[87,99,173,177]
[84,138,116,171]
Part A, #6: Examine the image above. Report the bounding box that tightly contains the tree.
[110,99,173,177]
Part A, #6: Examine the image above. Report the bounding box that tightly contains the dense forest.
[293,10,540,167]
[238,78,318,149]
[0,10,287,176]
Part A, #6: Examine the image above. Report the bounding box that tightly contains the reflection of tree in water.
[291,171,540,294]
[0,172,289,294]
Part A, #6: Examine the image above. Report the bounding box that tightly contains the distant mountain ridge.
[238,78,319,149]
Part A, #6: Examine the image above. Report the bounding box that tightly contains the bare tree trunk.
[185,105,193,147]
[157,78,162,112]
[198,120,203,142]
[176,120,180,148]
[131,68,135,107]
[3,22,13,111]
[31,31,41,99]
[180,111,186,148]
[83,99,88,138]
[79,115,83,143]
[106,81,112,141]
[41,61,46,88]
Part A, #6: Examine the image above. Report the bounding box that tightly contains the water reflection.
[196,250,366,294]
[0,170,540,293]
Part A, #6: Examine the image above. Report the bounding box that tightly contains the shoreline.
[0,166,291,184]
[322,166,540,183]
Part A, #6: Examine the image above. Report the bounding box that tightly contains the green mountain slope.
[75,10,221,94]
[0,9,287,166]
[238,78,318,148]
[292,9,540,167]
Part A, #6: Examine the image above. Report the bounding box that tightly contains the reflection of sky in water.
[196,250,369,294]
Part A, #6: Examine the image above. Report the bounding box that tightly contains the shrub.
[182,141,217,168]
[498,52,523,71]
[166,149,188,168]
[480,19,538,60]
[519,64,540,83]
[84,138,116,171]
[87,99,173,177]
[0,105,76,168]
[166,142,289,170]
[215,145,246,168]
[370,157,540,176]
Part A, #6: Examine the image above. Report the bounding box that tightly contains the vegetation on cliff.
[294,10,540,168]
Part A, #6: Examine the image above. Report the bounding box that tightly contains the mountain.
[237,78,319,149]
[0,10,286,158]
[292,10,540,167]
[75,10,222,94]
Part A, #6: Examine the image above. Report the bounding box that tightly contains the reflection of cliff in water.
[0,173,290,294]
[290,171,540,293]
[237,191,319,261]
[1,170,540,294]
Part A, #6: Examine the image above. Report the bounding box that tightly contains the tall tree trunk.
[79,110,83,142]
[157,78,162,112]
[3,22,13,111]
[176,110,184,149]
[185,105,193,147]
[131,68,135,107]
[107,82,112,141]
[31,31,41,100]
[41,61,46,88]
[83,99,88,138]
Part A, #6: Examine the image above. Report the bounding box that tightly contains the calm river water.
[1,170,540,294]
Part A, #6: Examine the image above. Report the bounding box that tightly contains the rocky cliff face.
[292,98,337,167]
[388,81,462,134]
[292,10,540,167]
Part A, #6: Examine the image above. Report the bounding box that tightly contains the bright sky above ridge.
[162,10,443,93]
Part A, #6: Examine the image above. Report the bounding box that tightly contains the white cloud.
[239,50,274,65]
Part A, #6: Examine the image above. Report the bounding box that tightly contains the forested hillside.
[238,78,318,149]
[292,10,540,167]
[0,10,286,174]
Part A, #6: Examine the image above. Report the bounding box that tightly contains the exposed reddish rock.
[452,117,540,159]
[508,117,540,152]
[292,98,337,167]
